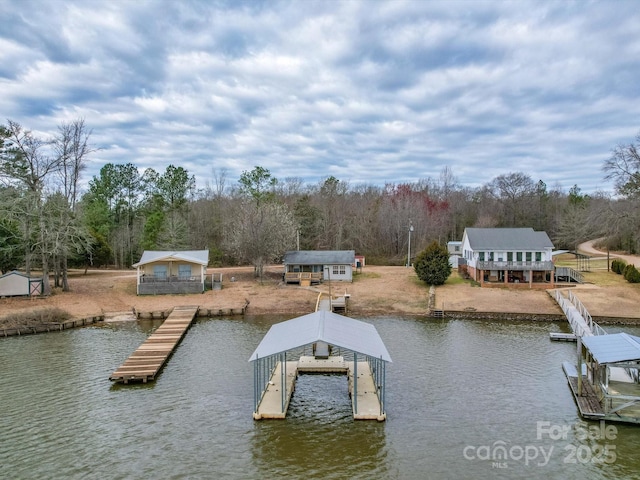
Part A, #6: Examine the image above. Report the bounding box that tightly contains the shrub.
[611,259,627,274]
[414,241,452,286]
[623,264,640,283]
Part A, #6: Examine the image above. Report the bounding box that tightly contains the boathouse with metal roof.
[249,309,391,421]
[564,332,640,424]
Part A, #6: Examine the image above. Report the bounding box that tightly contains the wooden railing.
[284,272,323,284]
[140,275,201,283]
[476,260,554,271]
[555,267,584,284]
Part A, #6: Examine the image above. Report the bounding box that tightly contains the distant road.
[578,239,640,267]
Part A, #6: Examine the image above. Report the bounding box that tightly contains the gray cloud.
[1,0,638,193]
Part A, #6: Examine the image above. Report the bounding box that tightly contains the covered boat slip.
[564,333,640,424]
[250,310,391,421]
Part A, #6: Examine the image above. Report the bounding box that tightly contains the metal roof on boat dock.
[582,333,640,364]
[248,310,392,362]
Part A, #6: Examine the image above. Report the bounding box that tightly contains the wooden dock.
[549,332,577,342]
[562,361,605,419]
[253,356,386,421]
[349,360,386,420]
[109,306,199,384]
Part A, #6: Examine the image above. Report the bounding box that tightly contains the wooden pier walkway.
[109,305,199,384]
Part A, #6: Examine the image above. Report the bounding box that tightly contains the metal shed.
[0,271,43,297]
[249,310,392,420]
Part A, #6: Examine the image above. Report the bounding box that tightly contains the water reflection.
[1,316,639,479]
[252,374,389,479]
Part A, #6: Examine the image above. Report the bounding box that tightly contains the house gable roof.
[283,250,355,265]
[463,228,554,250]
[0,270,31,280]
[132,250,209,267]
[249,310,392,363]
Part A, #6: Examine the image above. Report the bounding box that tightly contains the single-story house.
[132,250,209,295]
[0,271,43,297]
[460,228,555,288]
[283,250,356,284]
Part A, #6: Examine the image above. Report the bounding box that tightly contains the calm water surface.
[2,316,640,479]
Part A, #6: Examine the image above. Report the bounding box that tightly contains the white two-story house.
[460,228,555,288]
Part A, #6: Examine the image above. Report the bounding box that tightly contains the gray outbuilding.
[0,271,43,297]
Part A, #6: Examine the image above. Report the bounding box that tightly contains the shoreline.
[4,308,640,339]
[1,264,640,334]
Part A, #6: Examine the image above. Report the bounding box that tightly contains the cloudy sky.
[2,0,639,193]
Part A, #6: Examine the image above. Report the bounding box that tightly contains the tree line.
[2,119,640,287]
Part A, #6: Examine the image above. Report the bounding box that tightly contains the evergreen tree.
[414,241,452,285]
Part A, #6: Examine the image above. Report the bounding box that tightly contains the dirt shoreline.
[1,265,640,332]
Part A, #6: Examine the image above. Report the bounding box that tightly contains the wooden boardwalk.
[110,306,199,384]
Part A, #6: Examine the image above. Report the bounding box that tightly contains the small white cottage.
[283,250,356,284]
[131,250,209,295]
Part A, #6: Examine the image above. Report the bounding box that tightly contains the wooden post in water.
[577,336,583,396]
[353,352,358,415]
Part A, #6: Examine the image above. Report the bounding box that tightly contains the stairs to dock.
[555,266,584,284]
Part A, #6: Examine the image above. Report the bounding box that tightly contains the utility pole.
[407,221,414,267]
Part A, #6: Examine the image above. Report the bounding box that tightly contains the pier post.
[353,352,358,414]
[577,336,583,396]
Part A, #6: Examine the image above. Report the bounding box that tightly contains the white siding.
[0,273,30,296]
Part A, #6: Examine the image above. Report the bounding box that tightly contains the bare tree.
[603,132,640,197]
[486,172,537,226]
[53,118,94,290]
[0,121,62,292]
[225,200,296,278]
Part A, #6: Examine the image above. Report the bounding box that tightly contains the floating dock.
[562,361,604,419]
[253,356,386,421]
[109,305,199,384]
[250,309,391,421]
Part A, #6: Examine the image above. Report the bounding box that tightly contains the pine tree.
[414,241,452,285]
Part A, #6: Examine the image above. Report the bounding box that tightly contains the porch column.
[479,269,484,285]
[529,270,533,288]
[550,269,555,287]
[504,270,508,285]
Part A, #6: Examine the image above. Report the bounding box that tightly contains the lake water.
[2,316,640,479]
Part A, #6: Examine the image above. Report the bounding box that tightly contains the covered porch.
[132,250,209,295]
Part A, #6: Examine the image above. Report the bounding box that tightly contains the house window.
[479,252,485,261]
[153,265,167,278]
[526,252,532,262]
[535,252,542,262]
[516,252,522,262]
[332,265,346,275]
[178,264,192,278]
[489,252,494,261]
[507,252,513,262]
